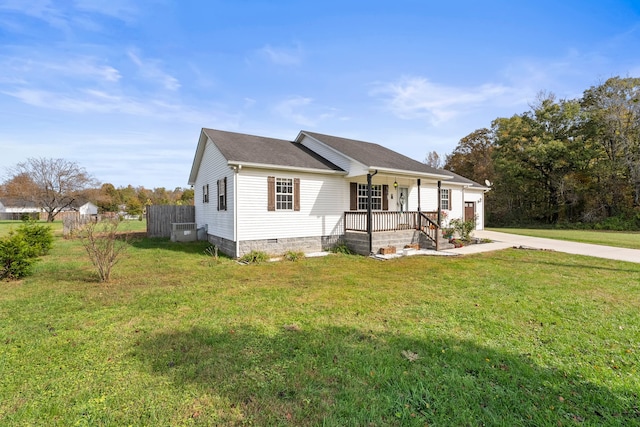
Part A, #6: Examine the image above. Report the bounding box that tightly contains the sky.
[1,0,639,190]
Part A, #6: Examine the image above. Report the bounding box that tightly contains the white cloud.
[371,76,514,125]
[2,86,240,127]
[259,44,303,66]
[0,54,121,87]
[0,0,69,30]
[272,96,337,127]
[127,50,181,91]
[73,0,139,23]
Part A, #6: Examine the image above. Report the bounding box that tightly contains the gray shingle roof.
[438,170,487,189]
[300,131,445,176]
[202,128,344,172]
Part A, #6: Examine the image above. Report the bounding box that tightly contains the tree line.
[1,157,194,222]
[441,76,640,229]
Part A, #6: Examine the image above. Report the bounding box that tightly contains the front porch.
[343,211,453,255]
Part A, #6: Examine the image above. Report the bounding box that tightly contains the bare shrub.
[78,219,129,282]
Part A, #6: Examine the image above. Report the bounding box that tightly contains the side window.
[357,183,382,210]
[203,184,209,203]
[217,178,227,211]
[268,176,300,211]
[276,178,293,210]
[440,188,450,210]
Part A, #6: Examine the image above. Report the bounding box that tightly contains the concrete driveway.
[444,230,640,264]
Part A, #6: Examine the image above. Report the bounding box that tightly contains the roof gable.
[188,129,344,184]
[299,131,450,178]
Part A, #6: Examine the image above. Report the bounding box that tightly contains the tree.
[444,128,496,185]
[424,151,443,169]
[180,188,194,204]
[5,158,97,222]
[492,94,590,223]
[582,77,640,210]
[96,183,121,213]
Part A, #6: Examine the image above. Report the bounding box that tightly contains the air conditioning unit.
[170,222,197,242]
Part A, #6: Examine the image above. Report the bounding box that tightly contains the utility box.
[170,222,197,242]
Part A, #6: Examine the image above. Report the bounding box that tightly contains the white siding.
[464,188,486,230]
[193,138,235,240]
[236,169,346,240]
[79,203,98,215]
[298,135,367,177]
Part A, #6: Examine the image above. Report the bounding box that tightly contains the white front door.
[398,187,408,212]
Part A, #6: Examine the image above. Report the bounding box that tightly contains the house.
[188,129,489,257]
[0,198,43,220]
[72,201,99,216]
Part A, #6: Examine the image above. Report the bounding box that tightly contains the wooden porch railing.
[344,211,441,249]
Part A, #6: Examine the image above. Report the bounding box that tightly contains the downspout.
[437,180,442,251]
[417,178,422,238]
[367,170,378,255]
[234,165,241,258]
[437,180,442,226]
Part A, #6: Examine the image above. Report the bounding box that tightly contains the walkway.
[444,230,640,264]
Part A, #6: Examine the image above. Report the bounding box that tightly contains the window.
[440,188,450,211]
[357,183,382,210]
[217,178,226,211]
[202,184,209,203]
[267,176,300,211]
[276,178,293,210]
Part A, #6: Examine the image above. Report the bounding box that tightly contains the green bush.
[331,242,353,255]
[239,250,269,264]
[283,250,305,261]
[450,217,476,242]
[0,233,37,280]
[15,220,53,257]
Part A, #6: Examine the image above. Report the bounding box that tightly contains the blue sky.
[1,0,639,189]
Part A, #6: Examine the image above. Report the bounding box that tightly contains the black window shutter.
[223,177,227,210]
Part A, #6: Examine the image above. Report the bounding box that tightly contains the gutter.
[227,161,346,175]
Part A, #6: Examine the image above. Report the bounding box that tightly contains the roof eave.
[367,166,453,180]
[227,161,347,175]
[187,129,209,185]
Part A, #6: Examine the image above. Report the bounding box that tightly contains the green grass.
[0,219,146,238]
[1,232,639,425]
[490,227,640,250]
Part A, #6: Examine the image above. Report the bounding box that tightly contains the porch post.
[437,180,442,226]
[367,170,378,255]
[417,179,421,212]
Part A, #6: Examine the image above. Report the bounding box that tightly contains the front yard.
[1,227,639,425]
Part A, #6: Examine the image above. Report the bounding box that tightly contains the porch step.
[423,235,455,250]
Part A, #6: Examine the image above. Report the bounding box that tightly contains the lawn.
[1,226,639,426]
[490,227,640,250]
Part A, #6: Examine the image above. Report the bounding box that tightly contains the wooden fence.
[0,212,40,221]
[62,213,98,237]
[146,205,195,238]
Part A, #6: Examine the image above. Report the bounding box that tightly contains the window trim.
[440,188,450,211]
[267,176,300,212]
[203,184,209,203]
[357,183,382,211]
[217,177,227,211]
[276,177,294,211]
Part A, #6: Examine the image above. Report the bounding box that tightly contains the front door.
[464,201,475,222]
[398,187,408,212]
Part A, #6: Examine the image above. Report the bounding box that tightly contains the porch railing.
[344,210,441,249]
[344,211,439,232]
